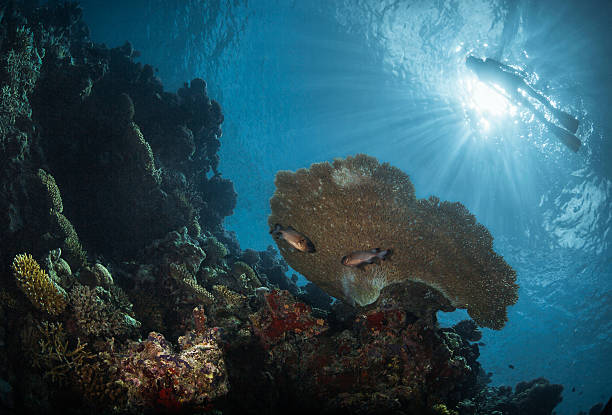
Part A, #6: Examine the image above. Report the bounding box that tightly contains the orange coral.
[268,154,517,329]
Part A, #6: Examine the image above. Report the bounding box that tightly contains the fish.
[341,248,392,269]
[508,364,514,369]
[270,224,316,253]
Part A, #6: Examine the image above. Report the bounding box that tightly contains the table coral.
[269,154,518,329]
[12,253,67,315]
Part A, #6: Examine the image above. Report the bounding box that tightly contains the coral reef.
[249,289,328,348]
[230,261,261,292]
[1,2,237,262]
[0,3,578,415]
[68,284,139,339]
[117,326,228,411]
[452,320,483,343]
[457,377,564,415]
[32,321,94,385]
[269,154,518,329]
[36,169,63,214]
[245,287,473,414]
[255,245,302,296]
[0,24,41,161]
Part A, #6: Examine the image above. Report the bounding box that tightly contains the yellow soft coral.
[269,154,518,329]
[12,253,67,315]
[432,403,458,415]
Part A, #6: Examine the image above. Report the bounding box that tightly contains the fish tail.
[270,223,282,235]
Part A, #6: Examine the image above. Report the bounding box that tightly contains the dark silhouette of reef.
[0,2,604,415]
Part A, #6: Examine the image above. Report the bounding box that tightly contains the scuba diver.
[466,55,581,152]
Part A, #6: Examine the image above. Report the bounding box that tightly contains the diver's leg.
[521,82,553,109]
[521,82,579,133]
[556,109,579,134]
[514,93,581,152]
[547,122,581,152]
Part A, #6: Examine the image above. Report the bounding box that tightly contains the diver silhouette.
[466,55,581,152]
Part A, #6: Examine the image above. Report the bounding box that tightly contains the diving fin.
[554,109,579,134]
[549,123,581,152]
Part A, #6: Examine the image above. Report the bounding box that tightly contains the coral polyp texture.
[118,329,228,411]
[269,154,518,329]
[12,253,67,315]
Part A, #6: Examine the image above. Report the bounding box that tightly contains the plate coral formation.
[269,154,518,329]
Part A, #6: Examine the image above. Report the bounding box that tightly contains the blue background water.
[79,0,612,413]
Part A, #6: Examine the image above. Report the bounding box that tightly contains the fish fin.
[357,263,367,271]
[307,242,316,253]
[381,249,393,261]
[370,248,381,254]
[270,223,282,235]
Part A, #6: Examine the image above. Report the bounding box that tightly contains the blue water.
[81,0,612,413]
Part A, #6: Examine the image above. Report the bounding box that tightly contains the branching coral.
[68,284,139,338]
[230,261,261,292]
[124,121,161,186]
[0,26,42,145]
[37,169,63,214]
[147,228,207,274]
[33,321,94,385]
[51,210,87,268]
[212,284,246,311]
[12,253,67,315]
[202,235,229,266]
[169,262,214,305]
[73,349,128,407]
[269,154,518,329]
